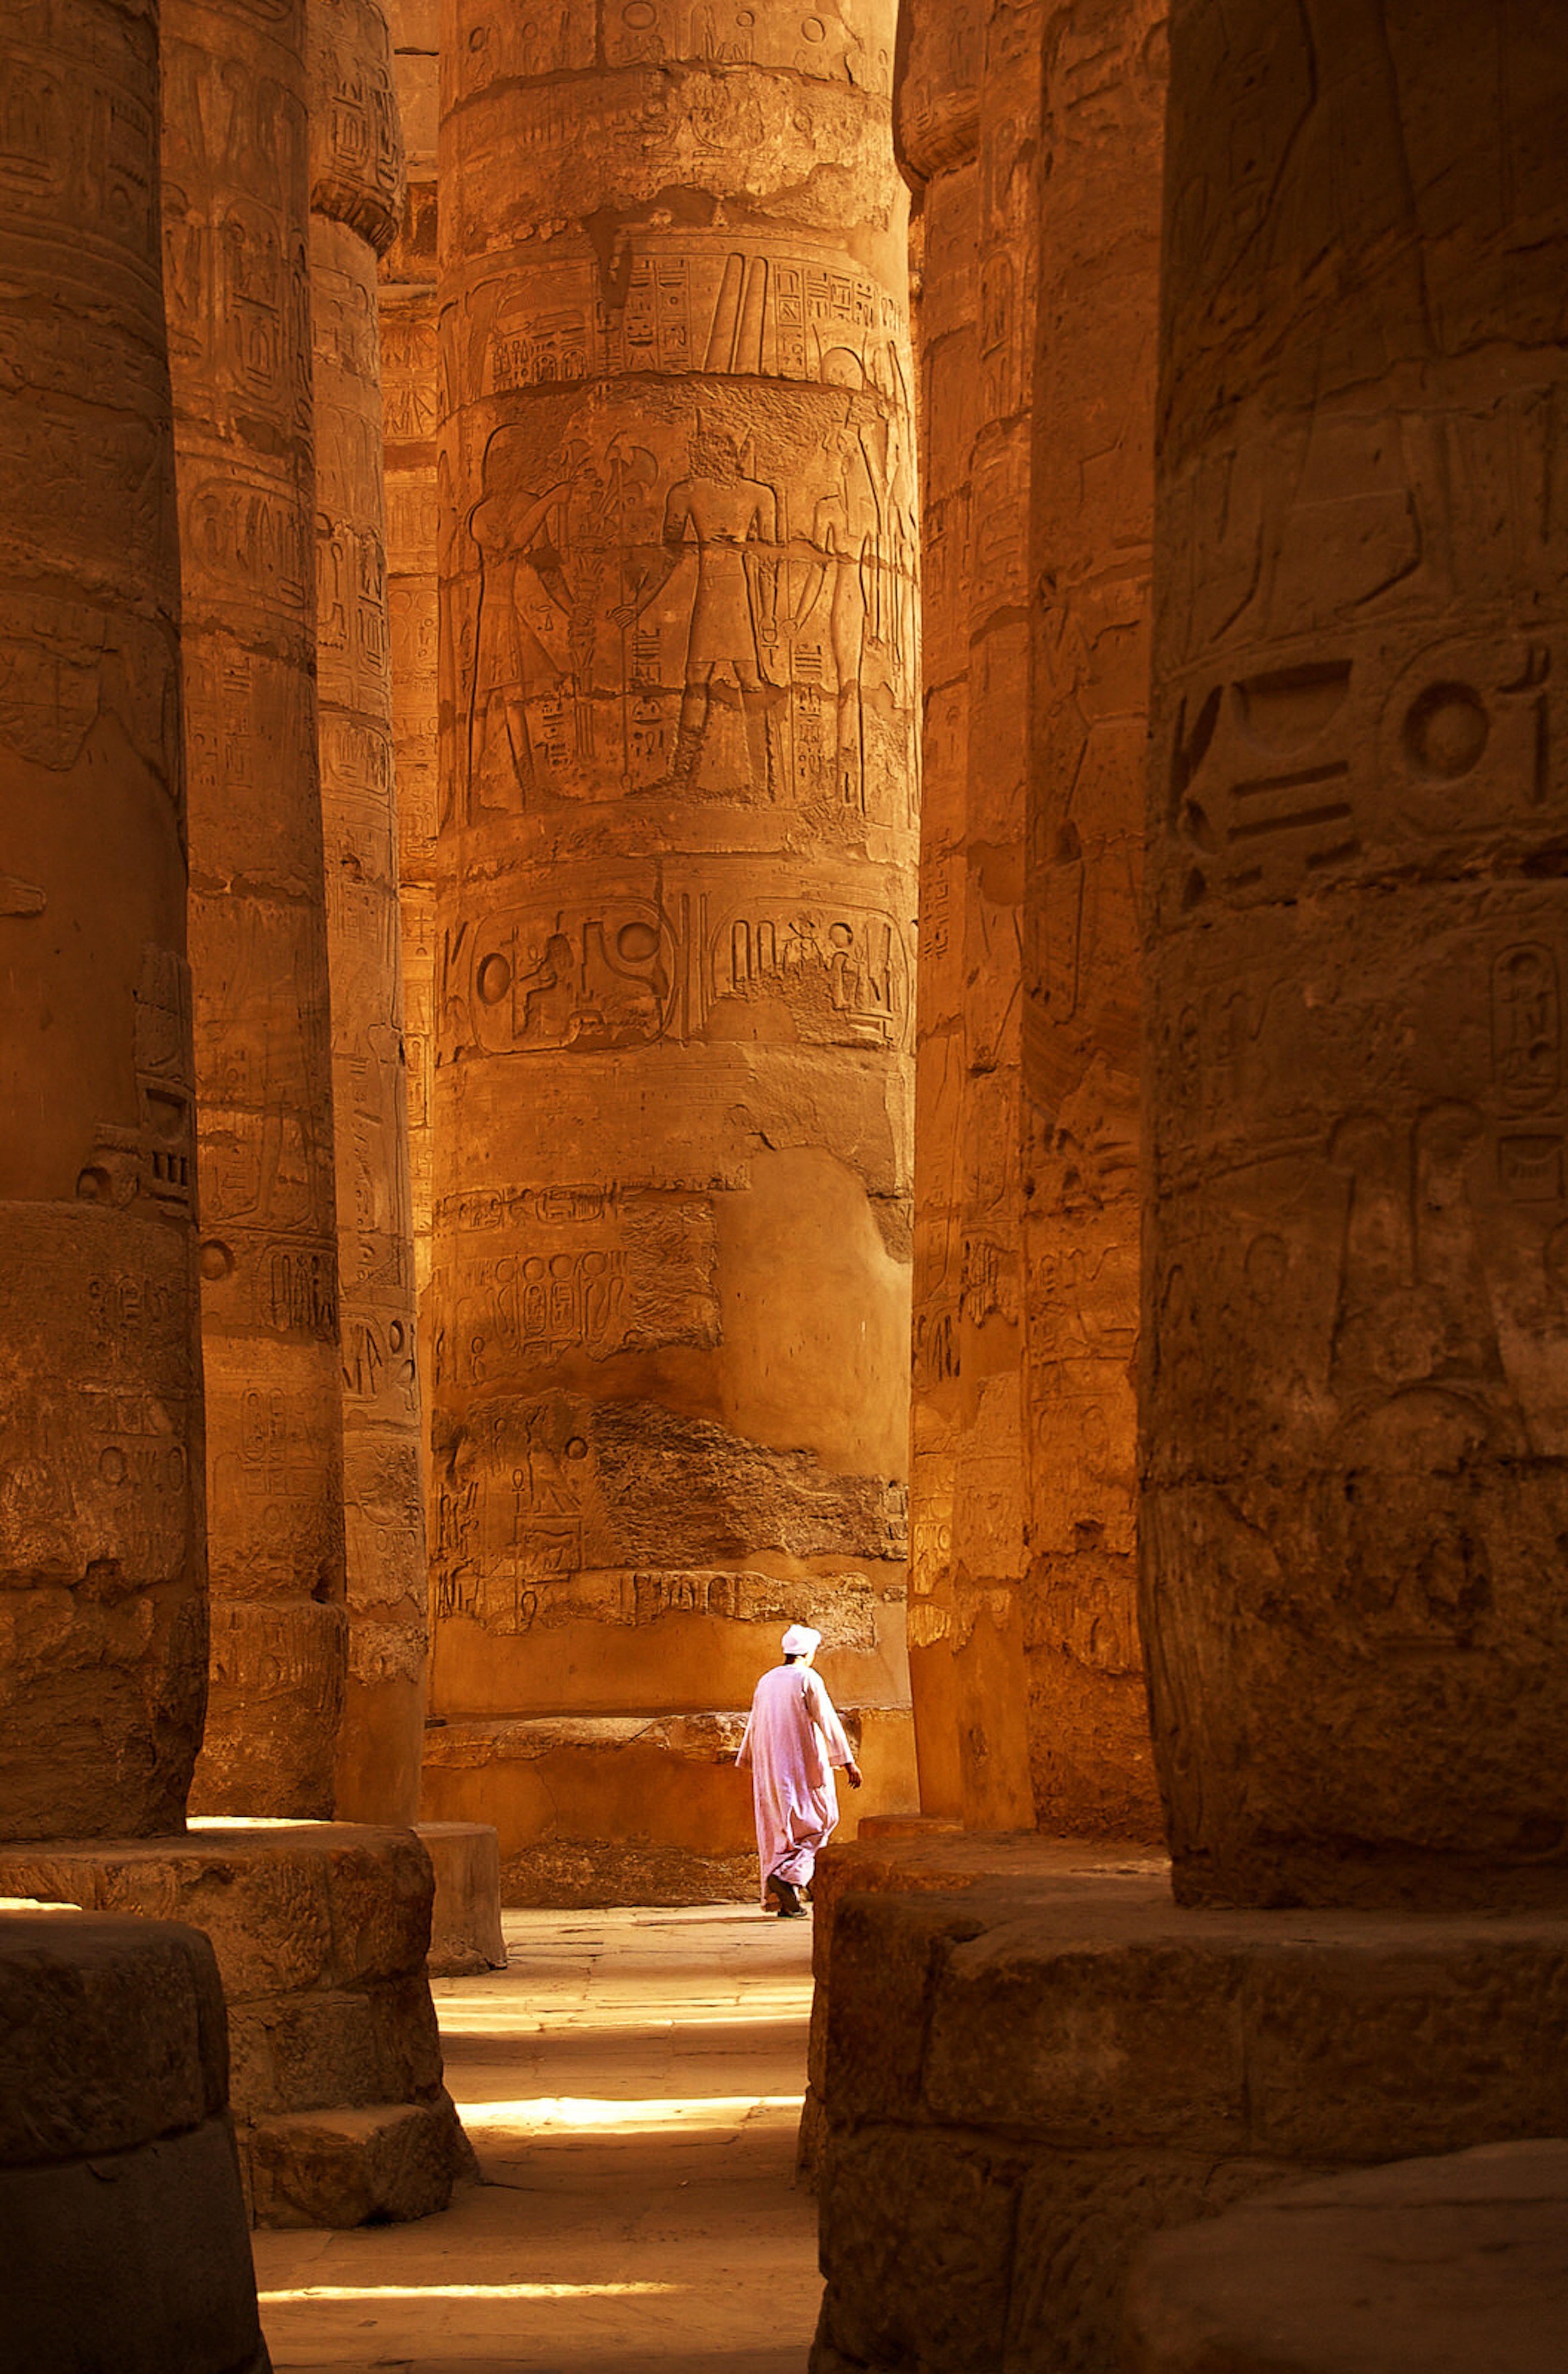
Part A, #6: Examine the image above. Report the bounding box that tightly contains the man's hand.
[845,1761,863,1790]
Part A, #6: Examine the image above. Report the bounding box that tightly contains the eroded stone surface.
[1145,0,1568,1910]
[1021,0,1165,1838]
[309,0,428,1824]
[0,1825,471,2229]
[1124,2140,1568,2374]
[429,0,919,1893]
[0,1908,267,2374]
[0,0,206,1842]
[416,1820,506,1975]
[165,0,347,1818]
[900,0,1036,1831]
[807,1851,1568,2373]
[421,1702,918,1906]
[379,0,439,1324]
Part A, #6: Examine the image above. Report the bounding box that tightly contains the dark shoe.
[766,1873,806,1918]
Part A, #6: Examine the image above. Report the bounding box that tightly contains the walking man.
[737,1625,861,1917]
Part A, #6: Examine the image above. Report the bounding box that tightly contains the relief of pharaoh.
[466,426,660,807]
[616,420,782,802]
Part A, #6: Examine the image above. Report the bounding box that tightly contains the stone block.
[823,1891,989,2129]
[809,1853,1568,2374]
[0,2118,271,2374]
[417,1820,506,1974]
[0,1826,468,2228]
[0,1907,267,2374]
[247,2095,473,2229]
[1123,2140,1568,2374]
[229,1972,443,2116]
[0,1908,226,2162]
[819,2126,1022,2374]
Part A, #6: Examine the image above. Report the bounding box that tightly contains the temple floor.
[254,1904,820,2373]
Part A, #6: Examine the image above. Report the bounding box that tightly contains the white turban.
[781,1624,822,1658]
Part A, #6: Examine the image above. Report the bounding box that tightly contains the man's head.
[781,1623,822,1665]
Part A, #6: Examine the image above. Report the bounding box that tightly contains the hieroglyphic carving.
[310,0,425,1820]
[454,387,916,823]
[899,0,1042,1828]
[1145,0,1568,1910]
[380,280,439,1303]
[166,0,347,1819]
[433,1,916,1879]
[436,879,913,1059]
[0,0,207,1840]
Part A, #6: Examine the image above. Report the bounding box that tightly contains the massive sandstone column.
[0,0,205,1838]
[309,0,428,1822]
[900,0,1035,1828]
[1020,0,1164,1833]
[431,0,920,1898]
[1147,0,1568,1908]
[164,0,348,1815]
[379,0,440,1313]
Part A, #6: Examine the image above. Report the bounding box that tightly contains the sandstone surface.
[900,0,1036,1831]
[1021,0,1165,1837]
[430,0,920,1892]
[310,0,429,1824]
[0,1823,473,2227]
[1123,2139,1568,2374]
[1145,0,1568,1910]
[0,1906,268,2374]
[807,1846,1568,2374]
[416,1819,506,1975]
[0,0,206,1841]
[165,0,348,1817]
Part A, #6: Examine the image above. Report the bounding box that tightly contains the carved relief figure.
[617,422,781,798]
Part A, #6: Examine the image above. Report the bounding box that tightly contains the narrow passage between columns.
[254,1905,820,2373]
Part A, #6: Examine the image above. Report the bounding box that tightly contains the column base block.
[421,1705,920,1907]
[416,1820,506,1975]
[1123,2139,1568,2374]
[806,1839,1568,2374]
[0,1822,475,2228]
[0,1905,269,2372]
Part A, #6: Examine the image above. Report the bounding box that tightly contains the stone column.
[1021,0,1165,1833]
[309,0,427,1823]
[163,0,348,1817]
[0,0,205,1839]
[432,0,920,1900]
[900,0,1035,1828]
[1147,0,1568,1908]
[379,2,439,1315]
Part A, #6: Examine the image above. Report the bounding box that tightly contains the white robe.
[737,1662,854,1902]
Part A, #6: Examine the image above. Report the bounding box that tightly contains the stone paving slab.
[255,1903,821,2373]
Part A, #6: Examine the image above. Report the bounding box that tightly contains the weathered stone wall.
[900,2,1036,1829]
[430,0,920,1890]
[1020,0,1165,1833]
[1145,0,1568,1912]
[310,0,428,1824]
[165,0,348,1817]
[0,0,206,1839]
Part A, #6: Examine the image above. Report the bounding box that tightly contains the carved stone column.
[309,0,427,1823]
[1021,0,1165,1834]
[1147,0,1568,1908]
[0,0,205,1839]
[164,0,347,1816]
[432,0,920,1899]
[900,0,1036,1829]
[379,2,439,1315]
